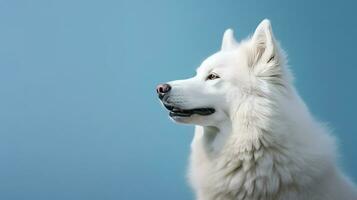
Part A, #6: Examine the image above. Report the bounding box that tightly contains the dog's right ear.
[221,29,237,51]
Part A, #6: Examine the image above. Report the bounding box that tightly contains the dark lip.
[163,103,215,117]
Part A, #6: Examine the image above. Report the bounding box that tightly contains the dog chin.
[169,114,215,126]
[169,115,194,124]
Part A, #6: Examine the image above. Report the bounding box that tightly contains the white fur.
[161,19,357,200]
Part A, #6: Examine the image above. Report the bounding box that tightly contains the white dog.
[156,19,357,200]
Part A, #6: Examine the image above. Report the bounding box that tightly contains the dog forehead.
[197,51,240,74]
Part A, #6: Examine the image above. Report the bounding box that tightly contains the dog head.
[157,19,288,127]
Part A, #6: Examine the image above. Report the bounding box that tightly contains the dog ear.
[221,29,237,51]
[250,19,277,65]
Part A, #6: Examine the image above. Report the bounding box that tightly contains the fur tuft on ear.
[221,29,237,51]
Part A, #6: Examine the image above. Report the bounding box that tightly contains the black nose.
[156,83,171,99]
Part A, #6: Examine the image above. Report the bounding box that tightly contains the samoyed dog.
[156,19,357,200]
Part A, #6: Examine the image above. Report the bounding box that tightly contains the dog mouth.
[163,103,215,117]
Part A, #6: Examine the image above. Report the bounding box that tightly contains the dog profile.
[156,19,357,200]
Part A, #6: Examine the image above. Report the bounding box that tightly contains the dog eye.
[206,73,220,81]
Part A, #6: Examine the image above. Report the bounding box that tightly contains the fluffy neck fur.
[189,81,340,200]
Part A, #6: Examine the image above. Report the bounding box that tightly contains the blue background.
[0,0,356,199]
